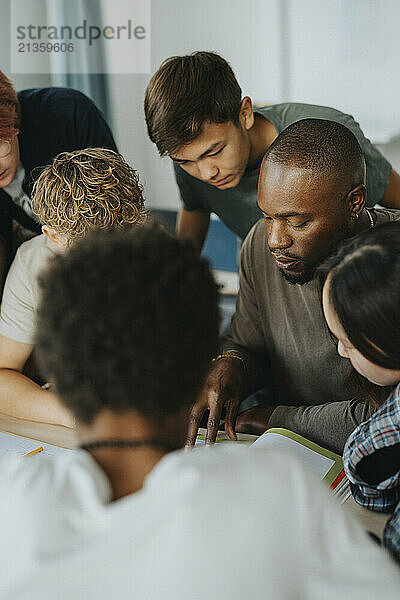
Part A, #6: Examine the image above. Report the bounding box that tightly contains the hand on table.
[186,358,245,448]
[235,405,276,435]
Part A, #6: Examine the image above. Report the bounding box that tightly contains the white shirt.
[0,446,399,599]
[0,234,58,344]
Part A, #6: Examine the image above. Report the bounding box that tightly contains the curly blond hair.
[31,148,146,239]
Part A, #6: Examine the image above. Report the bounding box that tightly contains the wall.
[3,0,400,208]
[0,0,51,88]
[105,0,400,210]
[285,0,400,143]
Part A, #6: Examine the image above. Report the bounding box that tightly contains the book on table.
[0,426,350,503]
[196,426,350,503]
[250,427,350,503]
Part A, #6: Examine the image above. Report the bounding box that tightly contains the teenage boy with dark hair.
[145,51,400,251]
[1,223,400,599]
[185,119,400,452]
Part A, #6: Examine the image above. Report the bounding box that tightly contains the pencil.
[24,446,43,457]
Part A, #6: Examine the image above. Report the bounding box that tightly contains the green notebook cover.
[259,427,344,487]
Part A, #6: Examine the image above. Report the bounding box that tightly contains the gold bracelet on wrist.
[212,351,246,374]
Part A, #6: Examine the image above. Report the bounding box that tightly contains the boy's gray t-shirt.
[174,103,392,239]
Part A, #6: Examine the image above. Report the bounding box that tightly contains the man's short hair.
[144,51,242,156]
[263,118,366,191]
[35,223,220,424]
[31,148,146,239]
[0,71,21,140]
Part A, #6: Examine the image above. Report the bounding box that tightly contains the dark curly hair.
[34,223,220,424]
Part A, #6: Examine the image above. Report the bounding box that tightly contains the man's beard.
[276,219,353,286]
[279,264,315,285]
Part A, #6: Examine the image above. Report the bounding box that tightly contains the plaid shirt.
[343,383,400,562]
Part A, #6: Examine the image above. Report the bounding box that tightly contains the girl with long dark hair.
[321,220,400,563]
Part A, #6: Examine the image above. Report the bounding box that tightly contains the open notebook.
[196,427,350,504]
[251,428,350,503]
[0,427,350,503]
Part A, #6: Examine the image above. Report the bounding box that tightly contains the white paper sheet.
[251,432,335,480]
[0,431,72,457]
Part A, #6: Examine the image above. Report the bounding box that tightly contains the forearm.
[220,225,272,396]
[176,208,210,252]
[379,169,400,210]
[349,481,399,513]
[222,293,269,395]
[343,387,400,510]
[220,338,268,396]
[0,369,74,427]
[267,398,375,454]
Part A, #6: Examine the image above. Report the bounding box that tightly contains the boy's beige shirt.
[0,235,58,344]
